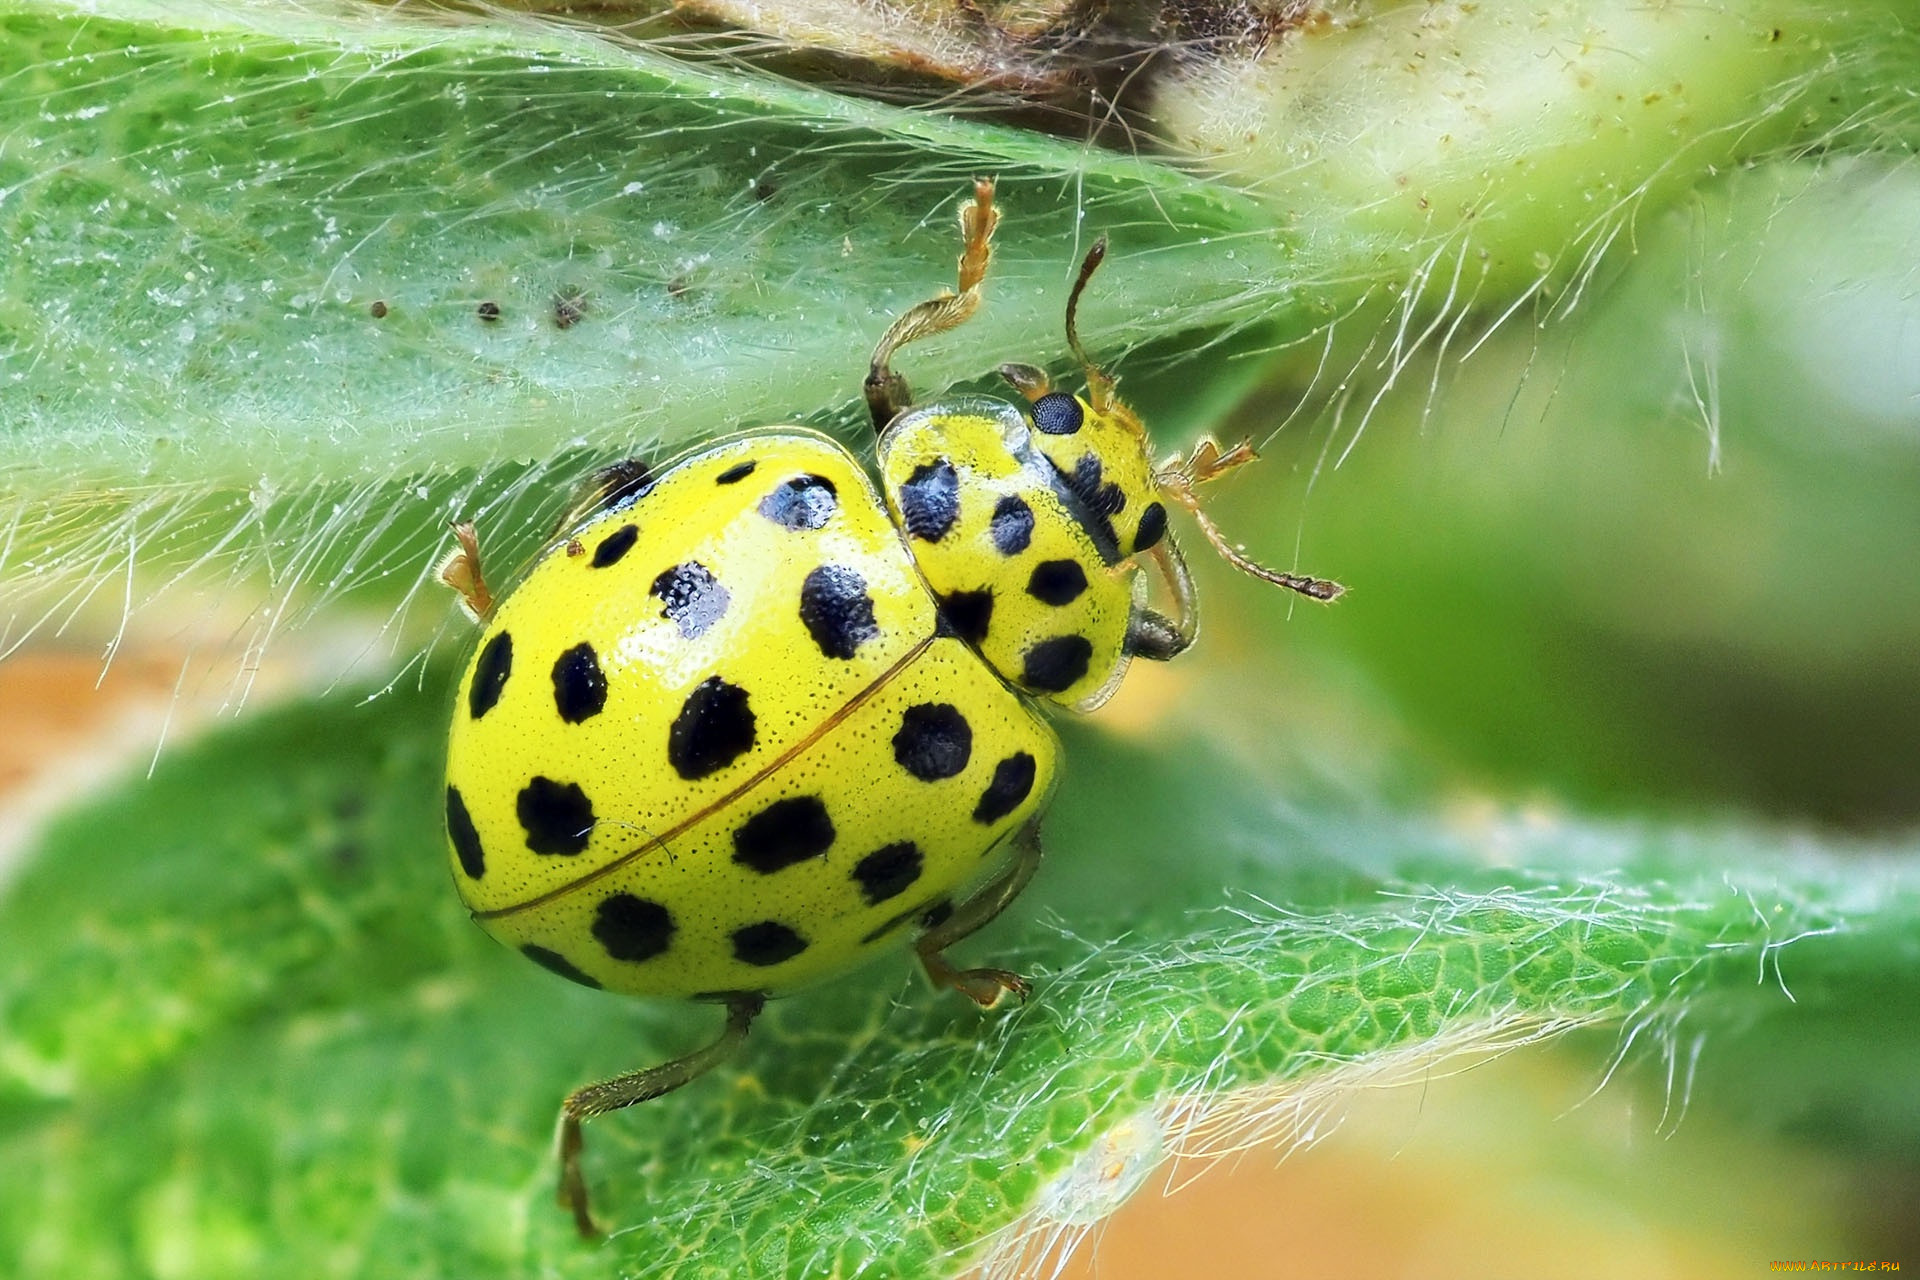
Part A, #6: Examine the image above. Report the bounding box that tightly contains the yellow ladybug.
[438,180,1340,1237]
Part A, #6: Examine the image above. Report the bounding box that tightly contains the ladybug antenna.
[1064,236,1118,412]
[1156,440,1345,602]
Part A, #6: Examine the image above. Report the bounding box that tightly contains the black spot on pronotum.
[892,703,973,781]
[732,921,808,967]
[517,776,596,855]
[1133,501,1168,553]
[731,796,836,873]
[651,561,731,639]
[973,752,1038,824]
[590,524,638,568]
[852,841,924,905]
[1070,454,1126,519]
[759,474,839,531]
[990,494,1034,556]
[798,565,881,660]
[667,676,757,780]
[1046,453,1124,561]
[551,642,608,723]
[1022,635,1093,693]
[446,786,485,879]
[468,631,512,719]
[1026,559,1088,606]
[1031,392,1084,435]
[715,460,757,485]
[592,894,676,963]
[937,589,994,645]
[898,459,960,542]
[521,945,602,989]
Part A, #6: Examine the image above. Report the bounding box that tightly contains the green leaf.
[0,0,1291,494]
[2,677,1912,1278]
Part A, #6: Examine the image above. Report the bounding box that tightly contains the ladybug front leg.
[864,178,998,431]
[1125,538,1201,662]
[554,992,766,1239]
[914,819,1043,1008]
[435,521,495,623]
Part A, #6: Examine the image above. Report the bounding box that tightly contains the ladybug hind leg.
[555,992,766,1238]
[914,820,1043,1008]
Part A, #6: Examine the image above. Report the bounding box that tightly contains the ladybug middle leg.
[913,819,1043,1008]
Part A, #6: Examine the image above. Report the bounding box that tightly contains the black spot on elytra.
[892,703,973,781]
[592,894,676,963]
[1133,501,1168,553]
[732,921,808,967]
[732,795,836,873]
[517,776,595,854]
[973,752,1038,824]
[898,459,960,542]
[852,841,924,905]
[1026,559,1088,606]
[1022,634,1094,693]
[937,589,994,644]
[667,676,757,780]
[990,494,1034,556]
[468,631,512,719]
[920,899,955,931]
[798,565,881,660]
[759,474,838,531]
[715,460,757,485]
[551,643,608,723]
[651,561,731,639]
[590,524,638,568]
[521,944,602,989]
[1032,392,1084,435]
[446,786,485,879]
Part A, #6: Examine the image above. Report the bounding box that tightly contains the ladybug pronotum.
[438,180,1342,1237]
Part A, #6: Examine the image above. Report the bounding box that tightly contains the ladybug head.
[1000,239,1343,602]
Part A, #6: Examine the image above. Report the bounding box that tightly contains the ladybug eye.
[1030,393,1083,436]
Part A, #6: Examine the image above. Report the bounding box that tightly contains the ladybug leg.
[864,178,999,432]
[1154,444,1345,601]
[914,819,1043,1008]
[553,456,657,534]
[554,992,765,1239]
[1125,539,1199,662]
[435,521,495,623]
